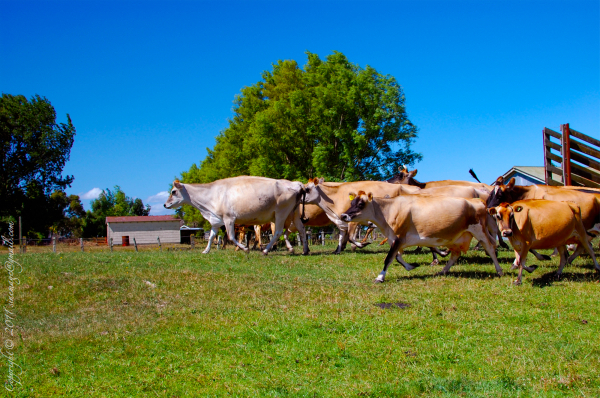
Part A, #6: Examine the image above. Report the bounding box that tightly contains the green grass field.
[1,242,599,397]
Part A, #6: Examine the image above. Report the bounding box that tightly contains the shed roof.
[500,166,546,184]
[106,216,181,223]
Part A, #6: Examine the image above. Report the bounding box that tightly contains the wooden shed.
[499,166,546,186]
[106,216,182,245]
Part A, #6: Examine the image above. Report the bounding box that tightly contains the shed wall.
[107,221,180,244]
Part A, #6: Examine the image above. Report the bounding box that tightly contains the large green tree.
[183,51,421,186]
[0,94,76,236]
[82,186,151,237]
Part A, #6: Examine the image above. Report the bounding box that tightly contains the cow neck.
[184,183,220,220]
[368,197,399,240]
[313,184,340,220]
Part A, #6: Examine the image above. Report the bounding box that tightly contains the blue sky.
[2,0,598,215]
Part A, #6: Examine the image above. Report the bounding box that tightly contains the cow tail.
[300,189,309,224]
[469,169,482,183]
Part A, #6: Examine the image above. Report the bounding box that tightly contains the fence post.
[321,230,325,246]
[561,123,572,186]
[110,238,113,253]
[80,238,84,252]
[191,235,195,250]
[157,236,162,251]
[53,237,57,253]
[133,237,138,252]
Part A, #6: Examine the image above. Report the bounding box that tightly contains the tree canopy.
[0,93,76,236]
[81,186,151,237]
[182,51,421,185]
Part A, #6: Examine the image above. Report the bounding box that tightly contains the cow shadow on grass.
[531,270,600,287]
[389,269,503,282]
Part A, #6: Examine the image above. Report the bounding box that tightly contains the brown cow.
[386,166,492,191]
[302,179,421,254]
[340,191,502,283]
[486,176,600,263]
[488,200,600,285]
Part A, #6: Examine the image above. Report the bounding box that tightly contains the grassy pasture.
[2,242,600,397]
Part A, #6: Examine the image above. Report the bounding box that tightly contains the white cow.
[163,177,309,255]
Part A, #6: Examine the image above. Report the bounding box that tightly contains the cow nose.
[341,213,350,222]
[163,204,167,208]
[502,230,512,237]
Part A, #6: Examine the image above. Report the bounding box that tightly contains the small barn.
[106,216,182,245]
[499,166,545,186]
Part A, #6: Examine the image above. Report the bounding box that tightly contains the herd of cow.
[163,167,600,285]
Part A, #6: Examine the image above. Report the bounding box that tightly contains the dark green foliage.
[82,186,151,237]
[182,51,421,185]
[0,94,76,236]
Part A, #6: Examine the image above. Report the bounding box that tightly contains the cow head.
[487,202,522,237]
[303,177,325,204]
[163,180,188,209]
[486,176,516,208]
[341,191,373,222]
[386,166,426,188]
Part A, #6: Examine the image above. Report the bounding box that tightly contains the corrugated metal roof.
[106,216,181,223]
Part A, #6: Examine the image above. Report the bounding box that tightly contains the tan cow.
[486,176,600,262]
[340,191,502,283]
[488,200,600,285]
[386,166,492,191]
[163,177,308,255]
[302,179,422,253]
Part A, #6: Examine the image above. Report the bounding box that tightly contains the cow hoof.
[302,251,309,256]
[351,245,357,252]
[261,250,269,256]
[497,271,504,277]
[513,280,522,286]
[202,250,210,254]
[287,248,294,254]
[374,275,385,283]
[511,262,518,270]
[430,259,439,266]
[555,273,562,280]
[434,271,447,277]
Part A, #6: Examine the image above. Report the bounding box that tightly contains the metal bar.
[570,128,600,148]
[80,238,84,252]
[157,236,162,251]
[134,237,138,252]
[570,150,600,172]
[544,138,562,152]
[18,216,22,254]
[570,140,600,162]
[191,235,195,250]
[546,151,562,164]
[544,127,561,139]
[561,124,572,186]
[53,237,56,253]
[571,174,600,189]
[110,238,113,252]
[570,162,600,184]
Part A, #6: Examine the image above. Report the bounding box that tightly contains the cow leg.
[395,249,420,271]
[436,250,461,276]
[555,245,569,278]
[334,229,348,254]
[202,225,222,254]
[513,249,537,285]
[429,247,449,266]
[530,249,551,261]
[468,223,504,276]
[224,221,249,253]
[291,210,309,255]
[375,238,402,283]
[348,223,371,249]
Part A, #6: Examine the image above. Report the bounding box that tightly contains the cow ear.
[317,178,324,185]
[348,192,356,201]
[409,169,418,177]
[494,176,504,186]
[506,178,516,190]
[174,180,182,188]
[487,207,497,216]
[367,192,373,201]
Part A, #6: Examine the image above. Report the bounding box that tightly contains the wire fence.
[1,228,385,254]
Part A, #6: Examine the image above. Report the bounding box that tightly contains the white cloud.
[146,191,170,204]
[80,187,102,200]
[149,206,176,216]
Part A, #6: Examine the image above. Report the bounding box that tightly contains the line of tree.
[177,51,422,228]
[1,94,150,239]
